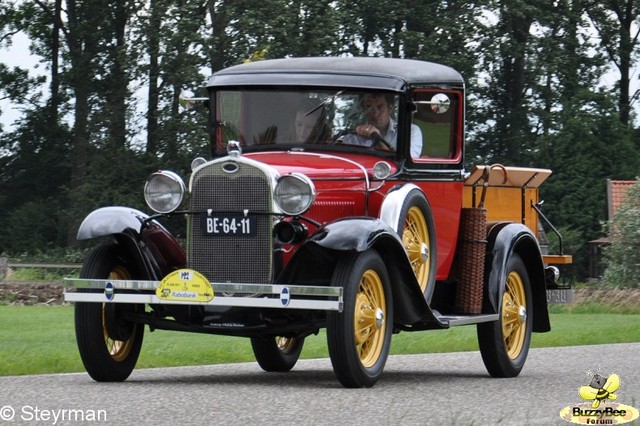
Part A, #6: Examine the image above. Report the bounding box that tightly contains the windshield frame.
[209,86,406,159]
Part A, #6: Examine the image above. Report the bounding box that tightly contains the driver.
[341,93,423,157]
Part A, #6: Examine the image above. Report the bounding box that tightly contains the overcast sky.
[0,31,46,131]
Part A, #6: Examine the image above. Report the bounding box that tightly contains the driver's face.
[363,96,392,131]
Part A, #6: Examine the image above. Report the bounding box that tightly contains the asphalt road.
[0,343,638,426]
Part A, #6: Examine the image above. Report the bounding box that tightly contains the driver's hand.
[355,125,391,151]
[355,124,380,139]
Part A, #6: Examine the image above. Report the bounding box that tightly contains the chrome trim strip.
[283,151,370,189]
[188,154,281,198]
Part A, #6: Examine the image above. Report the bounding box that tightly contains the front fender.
[280,217,429,325]
[77,206,184,280]
[77,207,152,240]
[485,222,549,332]
[379,183,421,229]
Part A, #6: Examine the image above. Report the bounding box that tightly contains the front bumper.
[63,278,343,312]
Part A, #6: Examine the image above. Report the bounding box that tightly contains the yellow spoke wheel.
[354,269,387,368]
[477,253,532,378]
[502,271,527,359]
[75,243,144,382]
[276,336,297,352]
[403,206,431,292]
[327,250,393,388]
[102,265,137,362]
[251,335,304,372]
[395,189,436,301]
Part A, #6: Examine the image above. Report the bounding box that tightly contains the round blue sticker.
[280,287,290,306]
[104,282,114,301]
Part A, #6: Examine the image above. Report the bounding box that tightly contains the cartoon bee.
[579,373,620,408]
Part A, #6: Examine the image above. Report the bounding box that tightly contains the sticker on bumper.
[156,269,214,302]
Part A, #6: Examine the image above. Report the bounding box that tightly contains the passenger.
[294,98,332,144]
[341,93,423,157]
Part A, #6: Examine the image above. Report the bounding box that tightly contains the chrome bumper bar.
[63,278,343,312]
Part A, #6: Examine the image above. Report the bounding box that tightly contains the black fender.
[77,206,152,240]
[280,217,429,325]
[77,206,183,281]
[484,222,550,332]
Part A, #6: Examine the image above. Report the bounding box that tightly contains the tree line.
[1,0,640,281]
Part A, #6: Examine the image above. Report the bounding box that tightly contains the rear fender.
[281,217,428,324]
[485,222,549,332]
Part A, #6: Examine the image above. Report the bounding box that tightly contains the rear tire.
[327,250,393,388]
[75,243,144,382]
[251,336,304,372]
[477,253,532,377]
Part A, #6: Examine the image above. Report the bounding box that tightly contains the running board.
[436,314,499,327]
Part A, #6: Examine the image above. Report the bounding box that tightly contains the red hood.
[244,151,398,179]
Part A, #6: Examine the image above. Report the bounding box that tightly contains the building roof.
[589,179,636,245]
[607,179,637,219]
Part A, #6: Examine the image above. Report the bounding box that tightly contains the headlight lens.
[373,161,392,179]
[274,173,315,216]
[144,171,186,214]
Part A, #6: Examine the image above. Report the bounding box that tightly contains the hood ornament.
[227,140,242,157]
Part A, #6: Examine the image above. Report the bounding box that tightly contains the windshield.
[213,89,399,154]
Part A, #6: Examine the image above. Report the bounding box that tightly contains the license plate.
[202,215,255,236]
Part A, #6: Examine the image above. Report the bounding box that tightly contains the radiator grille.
[188,161,272,284]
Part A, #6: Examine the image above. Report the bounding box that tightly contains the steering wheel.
[371,133,393,151]
[333,128,393,151]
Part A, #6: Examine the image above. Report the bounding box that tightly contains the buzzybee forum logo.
[560,370,639,424]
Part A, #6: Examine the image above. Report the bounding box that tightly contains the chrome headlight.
[373,161,392,179]
[144,171,186,214]
[274,173,315,216]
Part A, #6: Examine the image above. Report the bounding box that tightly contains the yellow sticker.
[156,269,214,302]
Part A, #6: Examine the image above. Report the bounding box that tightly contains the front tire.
[250,336,304,372]
[327,250,393,388]
[477,253,532,377]
[75,243,144,382]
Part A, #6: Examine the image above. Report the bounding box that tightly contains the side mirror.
[179,90,208,110]
[429,93,450,114]
[413,93,451,114]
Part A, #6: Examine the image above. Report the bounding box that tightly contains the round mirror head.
[430,93,450,114]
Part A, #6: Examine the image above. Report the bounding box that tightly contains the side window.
[412,91,460,160]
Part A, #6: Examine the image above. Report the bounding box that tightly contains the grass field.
[1,305,639,376]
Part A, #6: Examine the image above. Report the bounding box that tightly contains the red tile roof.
[607,179,637,219]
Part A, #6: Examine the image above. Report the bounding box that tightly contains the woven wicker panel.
[455,207,487,314]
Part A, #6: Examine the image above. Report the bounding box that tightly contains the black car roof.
[207,57,464,92]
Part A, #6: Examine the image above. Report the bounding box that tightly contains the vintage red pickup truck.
[64,57,572,388]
